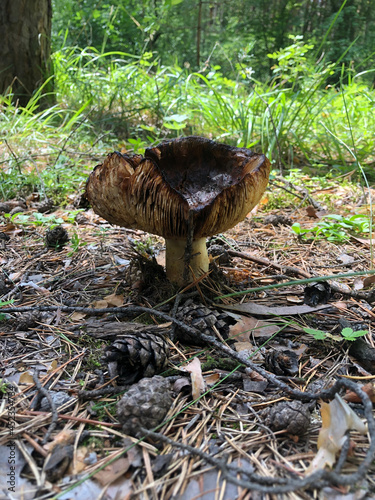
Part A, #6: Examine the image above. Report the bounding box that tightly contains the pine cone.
[117,376,172,436]
[45,225,69,249]
[174,299,233,345]
[104,332,170,384]
[34,198,54,213]
[264,349,299,376]
[265,400,310,436]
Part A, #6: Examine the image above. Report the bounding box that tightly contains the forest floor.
[1,174,375,500]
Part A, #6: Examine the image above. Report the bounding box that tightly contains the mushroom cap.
[85,136,270,239]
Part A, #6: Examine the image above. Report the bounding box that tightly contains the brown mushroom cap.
[85,136,270,239]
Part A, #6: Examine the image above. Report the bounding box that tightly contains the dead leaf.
[306,394,367,473]
[351,236,375,247]
[70,446,90,474]
[332,301,347,310]
[173,377,191,393]
[44,430,76,452]
[204,373,220,386]
[306,205,319,218]
[353,278,364,290]
[104,293,124,307]
[94,457,131,486]
[363,275,375,288]
[344,382,375,404]
[234,341,254,352]
[220,302,330,317]
[229,316,280,341]
[47,360,58,373]
[70,311,87,321]
[337,253,355,266]
[156,249,166,267]
[92,299,109,309]
[243,370,268,393]
[181,358,205,400]
[286,295,304,304]
[18,372,34,384]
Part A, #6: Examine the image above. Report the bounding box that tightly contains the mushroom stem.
[165,237,209,285]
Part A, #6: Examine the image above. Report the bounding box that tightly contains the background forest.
[1,0,375,202]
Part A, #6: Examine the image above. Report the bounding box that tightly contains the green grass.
[0,37,374,204]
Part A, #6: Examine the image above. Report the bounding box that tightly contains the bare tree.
[0,0,53,107]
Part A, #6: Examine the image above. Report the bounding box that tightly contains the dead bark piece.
[349,338,375,373]
[304,281,331,306]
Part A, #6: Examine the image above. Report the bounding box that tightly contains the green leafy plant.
[6,212,64,227]
[303,326,368,341]
[0,299,14,322]
[340,327,369,341]
[0,379,9,394]
[291,214,370,243]
[67,231,87,256]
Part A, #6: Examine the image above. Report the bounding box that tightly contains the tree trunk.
[0,0,53,108]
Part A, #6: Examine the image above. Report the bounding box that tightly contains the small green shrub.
[291,214,370,243]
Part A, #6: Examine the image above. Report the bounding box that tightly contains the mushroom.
[85,136,270,285]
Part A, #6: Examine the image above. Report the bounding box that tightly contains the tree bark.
[0,0,53,107]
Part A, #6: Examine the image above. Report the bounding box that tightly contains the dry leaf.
[92,299,109,309]
[363,275,375,288]
[221,302,330,317]
[44,430,76,452]
[229,316,280,341]
[173,377,191,393]
[337,253,355,266]
[94,457,131,486]
[204,373,220,386]
[243,369,268,394]
[306,205,319,218]
[70,311,87,321]
[332,301,347,310]
[156,249,166,267]
[234,341,254,352]
[344,382,375,404]
[353,277,364,291]
[286,295,303,304]
[70,446,90,474]
[181,358,205,400]
[306,394,367,473]
[104,293,124,307]
[18,372,34,384]
[47,360,58,373]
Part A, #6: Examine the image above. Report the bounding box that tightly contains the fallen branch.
[32,370,58,444]
[227,249,311,279]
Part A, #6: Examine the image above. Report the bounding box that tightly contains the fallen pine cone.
[45,225,69,249]
[265,400,311,436]
[174,299,233,345]
[103,332,170,384]
[117,375,173,437]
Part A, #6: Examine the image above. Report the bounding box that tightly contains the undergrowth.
[0,36,374,203]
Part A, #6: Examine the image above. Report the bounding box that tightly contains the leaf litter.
[0,178,375,499]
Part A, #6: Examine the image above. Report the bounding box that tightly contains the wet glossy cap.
[85,136,270,239]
